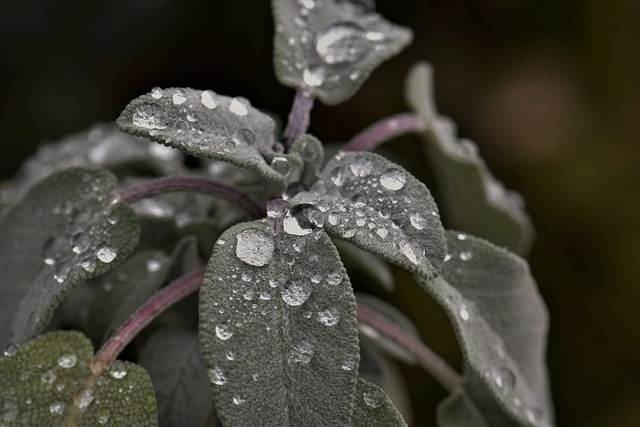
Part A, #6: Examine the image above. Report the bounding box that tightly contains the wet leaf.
[0,167,140,350]
[199,220,359,427]
[0,331,157,426]
[334,240,395,292]
[350,378,407,427]
[306,151,446,279]
[405,62,534,254]
[437,391,490,427]
[139,328,213,427]
[289,134,325,188]
[272,0,412,105]
[117,87,298,182]
[416,231,552,426]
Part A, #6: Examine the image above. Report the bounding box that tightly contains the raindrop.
[54,262,72,284]
[215,324,234,341]
[363,389,385,408]
[317,307,340,326]
[186,114,197,122]
[399,242,419,265]
[201,90,217,109]
[229,98,248,116]
[235,229,274,267]
[209,367,227,385]
[42,237,66,265]
[232,395,246,405]
[459,303,470,321]
[283,204,324,236]
[108,364,128,379]
[409,212,427,230]
[271,157,290,176]
[289,341,314,364]
[457,233,467,240]
[150,87,164,99]
[330,166,347,186]
[303,67,325,87]
[226,351,236,361]
[524,406,543,423]
[41,369,57,384]
[58,353,77,368]
[259,291,272,301]
[75,389,94,409]
[315,23,369,65]
[459,251,473,261]
[326,272,342,286]
[3,343,18,357]
[49,401,65,415]
[97,410,110,425]
[376,228,388,238]
[491,367,515,395]
[281,281,312,306]
[71,233,91,254]
[97,247,117,263]
[350,159,373,177]
[172,90,187,105]
[145,259,162,272]
[341,359,356,371]
[232,128,255,146]
[380,168,406,191]
[132,104,168,130]
[81,259,96,273]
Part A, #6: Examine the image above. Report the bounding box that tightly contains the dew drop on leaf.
[41,369,57,384]
[96,247,117,263]
[303,67,325,87]
[229,98,248,116]
[459,303,470,321]
[200,90,217,109]
[281,281,312,306]
[459,251,473,261]
[57,353,77,368]
[232,395,246,405]
[409,212,427,230]
[363,389,385,408]
[491,367,516,395]
[331,166,347,186]
[315,23,369,65]
[326,272,342,286]
[49,401,64,415]
[317,307,340,326]
[209,367,227,385]
[270,157,290,176]
[235,229,274,267]
[524,406,543,423]
[172,90,187,105]
[132,104,168,130]
[289,341,314,364]
[3,343,18,357]
[150,87,164,99]
[108,364,128,380]
[215,324,234,341]
[379,168,406,191]
[350,158,373,177]
[283,204,324,236]
[145,259,162,272]
[75,389,94,409]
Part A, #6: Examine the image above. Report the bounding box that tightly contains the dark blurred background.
[1,0,639,425]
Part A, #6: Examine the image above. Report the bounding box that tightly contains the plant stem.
[92,267,206,373]
[283,88,314,150]
[117,176,265,219]
[356,304,465,394]
[343,112,425,152]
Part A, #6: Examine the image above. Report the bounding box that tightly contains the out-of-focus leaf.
[405,62,534,255]
[349,378,407,427]
[437,392,490,427]
[199,220,359,427]
[305,151,446,279]
[416,231,552,426]
[139,328,213,427]
[87,250,171,345]
[290,134,325,188]
[117,87,301,183]
[0,331,157,425]
[0,168,139,349]
[334,240,395,292]
[272,0,412,105]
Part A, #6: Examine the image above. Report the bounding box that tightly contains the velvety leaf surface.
[272,0,412,105]
[0,331,157,426]
[309,151,446,279]
[199,220,359,427]
[334,240,395,292]
[117,87,298,182]
[349,378,407,427]
[0,168,140,349]
[437,392,490,427]
[139,328,214,427]
[416,231,552,426]
[405,62,534,255]
[289,134,325,189]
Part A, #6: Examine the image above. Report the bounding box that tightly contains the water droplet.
[363,389,385,408]
[459,251,473,261]
[317,307,340,326]
[75,389,94,409]
[232,395,246,405]
[491,367,516,395]
[201,90,217,109]
[41,369,57,384]
[150,87,164,99]
[108,364,128,379]
[350,159,373,177]
[399,242,419,264]
[235,229,274,267]
[132,104,168,130]
[380,168,406,191]
[71,233,91,254]
[341,359,356,371]
[271,157,290,176]
[289,341,314,364]
[524,406,543,422]
[457,233,467,240]
[97,409,110,425]
[3,343,18,357]
[330,166,347,186]
[97,247,117,263]
[315,23,368,65]
[326,272,342,286]
[215,324,234,340]
[172,90,187,105]
[444,254,452,262]
[209,367,227,385]
[226,351,236,361]
[145,259,162,272]
[459,303,470,321]
[232,128,255,146]
[81,259,96,273]
[49,401,65,415]
[409,212,427,230]
[283,204,324,236]
[229,98,248,116]
[376,228,388,238]
[281,281,312,306]
[303,67,325,87]
[186,114,197,123]
[54,262,72,284]
[58,353,77,368]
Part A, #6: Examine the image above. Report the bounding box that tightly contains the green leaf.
[139,328,214,427]
[272,0,412,105]
[289,134,325,189]
[334,240,395,292]
[416,231,553,426]
[308,151,447,279]
[87,250,171,345]
[117,87,300,182]
[0,167,140,350]
[349,378,407,427]
[437,392,490,427]
[0,331,157,426]
[199,220,359,427]
[405,62,534,255]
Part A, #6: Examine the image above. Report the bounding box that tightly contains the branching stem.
[343,112,425,152]
[117,176,265,219]
[283,88,315,150]
[356,304,465,394]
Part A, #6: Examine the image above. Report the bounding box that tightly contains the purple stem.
[117,176,265,219]
[343,112,425,152]
[356,304,464,393]
[283,88,315,150]
[93,267,206,372]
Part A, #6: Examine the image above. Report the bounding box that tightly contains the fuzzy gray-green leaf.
[334,240,395,292]
[117,87,295,182]
[0,167,140,350]
[350,378,407,427]
[308,151,446,279]
[272,0,412,105]
[0,331,157,426]
[416,231,552,426]
[405,62,534,254]
[437,391,491,427]
[199,220,359,427]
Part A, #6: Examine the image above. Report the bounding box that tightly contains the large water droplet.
[363,389,385,408]
[350,158,373,177]
[172,90,187,105]
[97,247,117,263]
[399,242,419,265]
[380,169,406,191]
[289,341,314,364]
[201,90,217,109]
[326,271,342,286]
[281,281,312,306]
[209,367,227,385]
[491,367,516,395]
[271,157,290,176]
[58,353,77,368]
[75,389,94,409]
[215,324,234,341]
[409,212,427,230]
[229,98,248,116]
[315,23,369,65]
[132,104,168,130]
[283,204,324,236]
[330,166,347,186]
[150,87,164,99]
[317,307,340,326]
[235,229,274,267]
[108,363,128,380]
[303,67,325,87]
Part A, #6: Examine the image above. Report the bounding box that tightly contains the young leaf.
[0,331,157,426]
[306,151,447,279]
[117,87,298,182]
[405,62,534,255]
[272,0,413,105]
[350,378,407,427]
[0,167,140,350]
[199,220,359,427]
[416,231,553,426]
[138,328,214,427]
